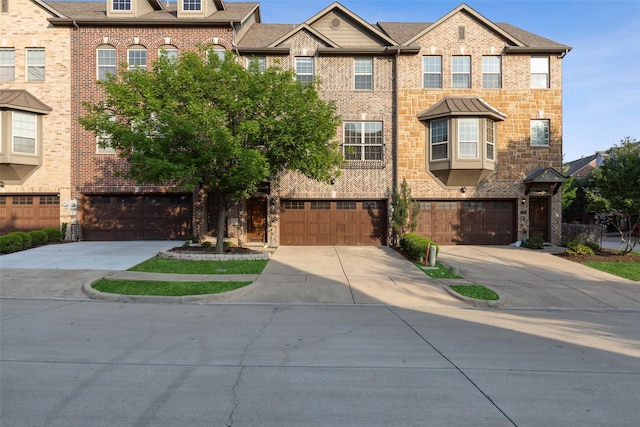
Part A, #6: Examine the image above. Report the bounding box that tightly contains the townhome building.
[5,0,570,246]
[0,0,73,235]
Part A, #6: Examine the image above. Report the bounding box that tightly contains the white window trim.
[354,57,373,90]
[295,57,314,84]
[423,56,442,89]
[158,46,178,60]
[531,56,550,89]
[458,118,479,159]
[181,0,202,12]
[343,121,384,161]
[127,46,147,70]
[112,0,132,11]
[452,56,471,89]
[485,119,495,161]
[26,48,45,82]
[482,56,501,89]
[0,48,15,82]
[97,46,117,80]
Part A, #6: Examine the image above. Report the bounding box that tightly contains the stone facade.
[0,0,73,231]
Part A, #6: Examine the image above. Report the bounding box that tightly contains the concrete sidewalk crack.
[333,247,356,304]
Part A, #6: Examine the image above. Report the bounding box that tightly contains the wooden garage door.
[280,200,386,246]
[0,195,60,233]
[81,195,192,241]
[417,200,514,245]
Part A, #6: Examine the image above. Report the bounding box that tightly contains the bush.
[400,233,439,261]
[0,233,25,254]
[14,231,32,250]
[28,230,48,246]
[43,227,63,242]
[524,236,544,249]
[565,241,595,256]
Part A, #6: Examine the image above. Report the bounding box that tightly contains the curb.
[442,282,506,308]
[82,277,259,304]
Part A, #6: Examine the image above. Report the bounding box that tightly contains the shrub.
[28,230,48,246]
[524,236,544,249]
[0,233,25,254]
[201,241,212,248]
[14,232,32,250]
[43,227,63,242]
[565,241,595,256]
[399,233,439,261]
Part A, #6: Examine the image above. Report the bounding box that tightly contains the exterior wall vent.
[330,18,341,29]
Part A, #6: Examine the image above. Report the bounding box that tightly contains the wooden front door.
[529,197,550,241]
[247,198,267,242]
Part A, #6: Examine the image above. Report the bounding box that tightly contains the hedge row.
[0,227,63,254]
[399,233,439,261]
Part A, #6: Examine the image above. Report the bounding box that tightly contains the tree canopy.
[587,137,640,254]
[80,49,343,252]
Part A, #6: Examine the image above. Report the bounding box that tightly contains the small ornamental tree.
[587,137,640,255]
[391,178,420,245]
[81,49,343,253]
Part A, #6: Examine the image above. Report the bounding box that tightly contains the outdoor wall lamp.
[521,198,526,205]
[460,186,466,194]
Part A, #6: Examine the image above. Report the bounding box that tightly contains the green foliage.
[417,262,461,279]
[391,178,420,244]
[584,260,640,281]
[587,137,640,254]
[14,232,32,249]
[524,236,544,249]
[80,48,343,253]
[28,230,48,246]
[565,241,596,256]
[450,285,499,301]
[0,233,26,254]
[400,233,439,261]
[92,279,252,296]
[43,227,63,242]
[128,257,268,275]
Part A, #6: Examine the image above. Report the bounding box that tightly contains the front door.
[529,197,550,241]
[247,198,267,243]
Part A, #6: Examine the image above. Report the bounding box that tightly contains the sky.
[254,0,640,162]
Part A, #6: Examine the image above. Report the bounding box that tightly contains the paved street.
[2,299,639,427]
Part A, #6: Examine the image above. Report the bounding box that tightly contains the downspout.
[72,20,80,240]
[391,47,400,245]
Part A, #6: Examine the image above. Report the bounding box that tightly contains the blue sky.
[256,0,640,162]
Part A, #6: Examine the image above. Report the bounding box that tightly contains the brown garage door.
[81,194,192,241]
[417,200,515,245]
[280,200,386,246]
[0,195,60,233]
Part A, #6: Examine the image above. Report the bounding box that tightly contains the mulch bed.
[556,248,640,264]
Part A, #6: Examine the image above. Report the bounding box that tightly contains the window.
[295,57,314,84]
[209,46,226,61]
[13,112,37,154]
[112,0,131,10]
[423,56,442,89]
[337,201,356,210]
[183,0,201,11]
[344,122,383,161]
[0,48,15,81]
[531,56,549,89]
[26,48,45,82]
[485,119,495,160]
[40,195,60,205]
[97,116,116,154]
[311,201,330,209]
[458,118,478,158]
[452,56,471,88]
[531,119,550,146]
[128,47,147,70]
[482,56,501,88]
[282,200,304,210]
[97,46,116,80]
[248,56,266,72]
[13,196,33,205]
[430,119,448,160]
[354,58,372,90]
[158,46,178,59]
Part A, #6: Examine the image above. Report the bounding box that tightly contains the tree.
[391,178,420,245]
[587,137,640,254]
[81,49,343,253]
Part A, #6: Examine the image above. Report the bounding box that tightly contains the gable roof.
[0,90,52,114]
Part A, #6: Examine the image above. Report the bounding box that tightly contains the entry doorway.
[529,197,550,241]
[247,198,267,243]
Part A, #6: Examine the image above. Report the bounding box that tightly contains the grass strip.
[450,285,499,301]
[128,258,268,275]
[93,279,252,296]
[416,262,461,279]
[584,261,640,281]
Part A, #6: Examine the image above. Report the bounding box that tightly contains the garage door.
[280,200,387,245]
[81,194,192,241]
[0,195,60,233]
[417,200,515,245]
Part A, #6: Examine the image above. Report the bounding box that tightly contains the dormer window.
[113,0,131,11]
[183,0,202,11]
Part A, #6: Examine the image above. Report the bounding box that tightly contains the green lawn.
[416,262,461,279]
[128,257,268,274]
[450,285,499,301]
[93,279,252,296]
[584,260,640,281]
